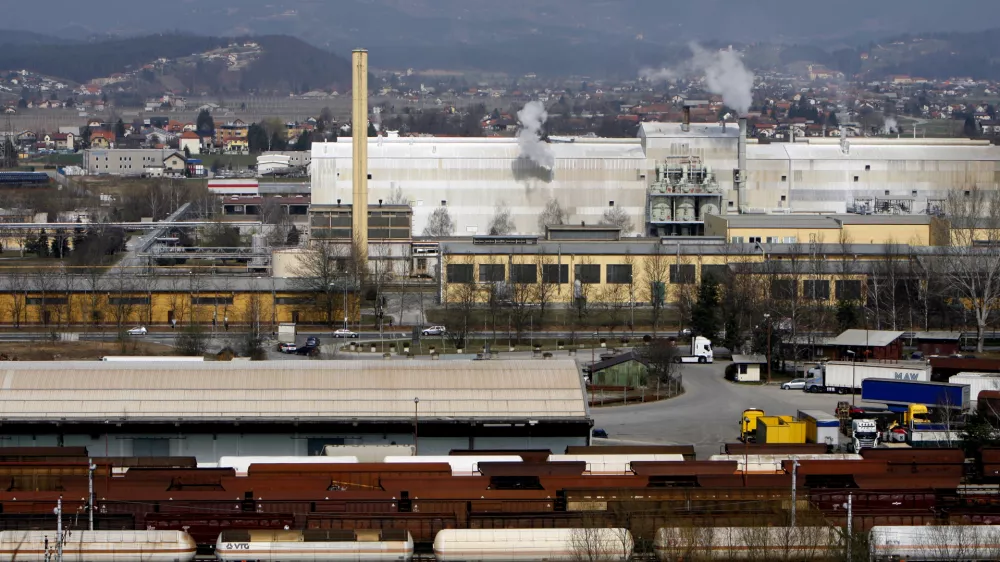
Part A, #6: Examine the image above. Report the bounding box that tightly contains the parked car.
[422,326,447,336]
[295,345,319,356]
[126,326,148,336]
[333,329,358,338]
[278,342,297,353]
[911,351,925,360]
[305,336,320,347]
[592,428,609,439]
[781,378,808,390]
[679,328,692,337]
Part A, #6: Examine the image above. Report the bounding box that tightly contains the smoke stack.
[737,117,747,213]
[351,48,369,258]
[682,106,691,132]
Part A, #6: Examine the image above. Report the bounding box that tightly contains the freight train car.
[653,526,841,560]
[433,528,633,562]
[870,525,1000,561]
[215,529,413,562]
[0,530,196,562]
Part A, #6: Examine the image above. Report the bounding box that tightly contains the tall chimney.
[352,48,369,260]
[737,117,747,213]
[682,106,691,132]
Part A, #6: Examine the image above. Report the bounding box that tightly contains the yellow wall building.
[439,237,873,306]
[704,213,942,246]
[0,277,357,328]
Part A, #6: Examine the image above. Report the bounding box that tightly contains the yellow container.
[757,416,807,444]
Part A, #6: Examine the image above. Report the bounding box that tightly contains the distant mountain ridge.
[0,33,352,94]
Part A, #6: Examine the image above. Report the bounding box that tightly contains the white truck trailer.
[804,361,930,394]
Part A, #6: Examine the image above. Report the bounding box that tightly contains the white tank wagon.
[433,528,633,562]
[0,530,197,562]
[870,525,1000,561]
[215,529,413,562]
[548,454,685,475]
[382,455,522,476]
[653,526,841,560]
[216,456,359,476]
[708,454,863,473]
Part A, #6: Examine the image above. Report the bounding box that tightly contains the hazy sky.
[4,0,994,45]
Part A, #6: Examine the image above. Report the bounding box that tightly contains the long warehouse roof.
[0,360,589,422]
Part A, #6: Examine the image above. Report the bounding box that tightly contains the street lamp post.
[763,313,772,384]
[846,349,856,405]
[413,397,420,456]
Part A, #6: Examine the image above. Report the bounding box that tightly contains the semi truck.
[849,419,881,452]
[803,361,931,394]
[861,379,970,410]
[674,336,714,364]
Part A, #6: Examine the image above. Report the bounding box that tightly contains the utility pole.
[55,495,63,562]
[88,459,96,531]
[846,493,853,561]
[413,397,420,455]
[790,457,799,527]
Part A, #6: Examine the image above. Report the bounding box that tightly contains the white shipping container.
[949,372,1000,408]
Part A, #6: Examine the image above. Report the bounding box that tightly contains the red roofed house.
[179,131,202,155]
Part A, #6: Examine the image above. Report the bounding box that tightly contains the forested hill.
[0,33,351,94]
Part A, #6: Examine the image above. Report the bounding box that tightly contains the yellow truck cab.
[740,408,765,442]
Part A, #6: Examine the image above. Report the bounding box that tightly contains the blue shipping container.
[861,379,970,409]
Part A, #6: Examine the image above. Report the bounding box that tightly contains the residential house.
[179,131,202,155]
[162,152,187,174]
[215,119,249,153]
[89,130,116,149]
[53,133,75,151]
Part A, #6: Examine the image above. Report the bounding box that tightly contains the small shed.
[731,354,767,382]
[585,351,649,387]
[829,329,905,361]
[914,331,961,356]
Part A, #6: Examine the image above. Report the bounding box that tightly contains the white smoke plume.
[689,43,755,116]
[638,66,678,82]
[517,101,554,170]
[882,116,898,135]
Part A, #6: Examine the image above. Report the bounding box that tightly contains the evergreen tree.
[690,277,720,342]
[286,225,301,246]
[35,230,49,258]
[367,122,378,137]
[196,109,215,136]
[292,132,312,151]
[115,119,126,137]
[836,299,859,332]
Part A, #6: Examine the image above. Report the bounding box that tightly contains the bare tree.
[291,241,352,327]
[537,197,567,231]
[441,254,478,351]
[643,244,669,335]
[534,255,559,330]
[386,186,407,206]
[601,206,633,236]
[488,202,515,235]
[423,206,455,237]
[3,271,27,328]
[570,525,631,562]
[940,186,1000,352]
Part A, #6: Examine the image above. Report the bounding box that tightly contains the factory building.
[0,360,591,461]
[311,123,1000,238]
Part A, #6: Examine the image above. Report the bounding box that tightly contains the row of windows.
[771,279,862,301]
[732,236,798,244]
[446,263,864,300]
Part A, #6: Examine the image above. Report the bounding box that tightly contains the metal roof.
[0,360,588,422]
[313,137,647,160]
[830,329,904,348]
[732,355,767,364]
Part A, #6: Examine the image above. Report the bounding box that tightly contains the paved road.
[591,362,845,460]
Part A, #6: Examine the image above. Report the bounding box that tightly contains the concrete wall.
[312,138,649,236]
[2,432,586,462]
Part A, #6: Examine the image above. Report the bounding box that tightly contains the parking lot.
[591,362,846,459]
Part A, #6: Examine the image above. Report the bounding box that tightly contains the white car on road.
[333,329,359,338]
[126,326,148,336]
[422,326,447,336]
